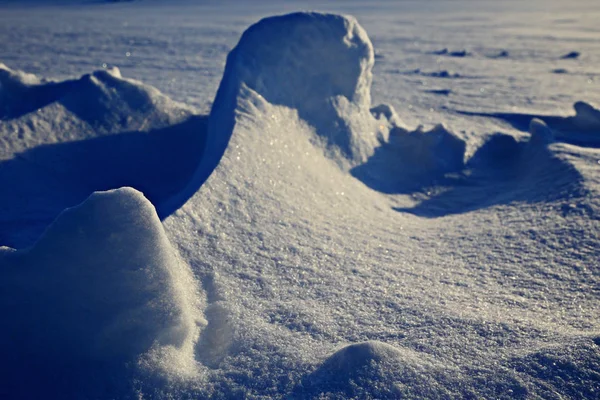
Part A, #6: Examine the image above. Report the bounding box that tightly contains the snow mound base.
[0,188,204,398]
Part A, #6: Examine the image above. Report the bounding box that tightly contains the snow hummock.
[0,63,188,134]
[0,188,203,397]
[301,341,447,398]
[457,100,600,148]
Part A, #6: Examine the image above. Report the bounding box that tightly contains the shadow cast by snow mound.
[394,123,586,217]
[456,101,600,148]
[0,115,207,248]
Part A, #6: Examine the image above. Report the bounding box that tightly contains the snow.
[0,1,599,399]
[0,64,204,248]
[0,188,203,398]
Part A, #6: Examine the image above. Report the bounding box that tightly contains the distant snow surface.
[0,1,599,399]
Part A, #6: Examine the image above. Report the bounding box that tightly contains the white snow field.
[0,1,599,399]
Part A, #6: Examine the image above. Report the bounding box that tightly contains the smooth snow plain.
[0,1,599,399]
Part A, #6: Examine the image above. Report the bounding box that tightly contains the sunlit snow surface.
[1,1,599,399]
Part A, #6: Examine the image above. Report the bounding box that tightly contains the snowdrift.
[164,12,382,215]
[0,188,203,398]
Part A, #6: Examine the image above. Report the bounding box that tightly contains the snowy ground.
[0,1,599,399]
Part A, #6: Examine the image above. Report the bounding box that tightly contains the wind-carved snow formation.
[166,13,381,214]
[0,8,599,400]
[0,188,204,398]
[214,12,378,164]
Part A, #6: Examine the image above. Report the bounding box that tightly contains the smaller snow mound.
[429,48,470,57]
[488,50,510,59]
[572,101,600,131]
[318,341,405,373]
[425,88,452,96]
[560,51,580,59]
[422,70,462,78]
[0,188,204,398]
[456,101,600,148]
[398,126,584,217]
[352,115,466,194]
[297,341,450,399]
[0,62,54,119]
[0,62,191,134]
[467,133,521,169]
[370,102,406,137]
[60,67,185,133]
[528,118,554,144]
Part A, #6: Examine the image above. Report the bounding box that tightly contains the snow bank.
[456,101,600,148]
[0,188,203,398]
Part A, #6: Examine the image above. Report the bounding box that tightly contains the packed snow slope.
[0,2,599,400]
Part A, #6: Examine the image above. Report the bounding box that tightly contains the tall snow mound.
[165,12,380,213]
[0,188,203,398]
[211,12,378,164]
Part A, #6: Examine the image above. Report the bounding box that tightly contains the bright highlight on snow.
[0,3,599,399]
